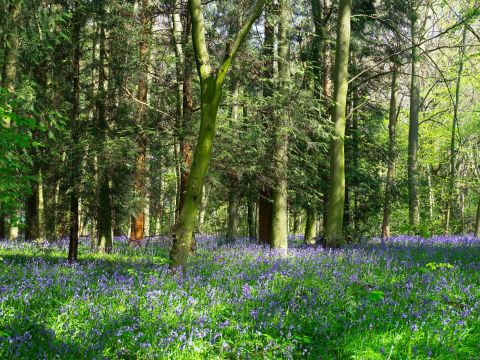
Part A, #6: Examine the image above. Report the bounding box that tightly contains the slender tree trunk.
[270,0,290,252]
[475,195,480,238]
[247,200,256,239]
[408,4,421,232]
[304,208,317,244]
[25,172,39,241]
[381,65,399,240]
[130,0,151,242]
[324,0,352,247]
[226,187,239,241]
[258,188,273,244]
[68,2,81,261]
[428,164,435,220]
[97,10,112,253]
[445,26,467,234]
[258,2,275,246]
[1,0,22,239]
[169,0,266,270]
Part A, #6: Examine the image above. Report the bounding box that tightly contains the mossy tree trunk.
[169,0,267,271]
[323,0,352,247]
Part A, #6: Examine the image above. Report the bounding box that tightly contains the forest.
[1,0,480,358]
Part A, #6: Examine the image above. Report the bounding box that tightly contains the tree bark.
[408,3,421,232]
[475,195,480,238]
[323,0,352,247]
[247,200,256,239]
[1,0,22,239]
[169,0,266,270]
[381,64,399,240]
[270,0,290,253]
[226,187,239,241]
[130,0,151,243]
[445,26,467,234]
[258,1,275,246]
[304,208,317,244]
[68,1,82,261]
[97,8,112,253]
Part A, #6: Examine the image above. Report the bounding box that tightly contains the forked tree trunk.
[169,0,266,270]
[381,64,399,240]
[323,0,352,247]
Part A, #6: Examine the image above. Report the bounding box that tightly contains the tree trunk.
[445,26,467,234]
[226,187,239,241]
[475,195,480,238]
[258,1,275,246]
[247,200,256,239]
[323,0,352,247]
[270,0,290,252]
[1,0,22,239]
[304,208,317,244]
[381,64,399,240]
[25,171,39,241]
[408,4,421,232]
[169,0,266,270]
[130,0,150,243]
[68,2,81,261]
[97,10,112,253]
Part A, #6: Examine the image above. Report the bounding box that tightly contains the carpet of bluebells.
[1,235,480,359]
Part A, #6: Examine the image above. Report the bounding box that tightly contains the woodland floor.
[0,235,480,359]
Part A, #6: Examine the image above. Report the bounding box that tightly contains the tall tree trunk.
[68,1,82,261]
[1,0,22,239]
[445,26,467,234]
[475,195,480,238]
[323,0,352,247]
[381,64,399,240]
[408,3,421,232]
[247,200,256,239]
[304,208,317,244]
[25,170,39,241]
[428,164,435,220]
[258,2,275,246]
[130,0,151,242]
[226,187,239,241]
[270,0,290,252]
[169,0,266,270]
[97,9,113,253]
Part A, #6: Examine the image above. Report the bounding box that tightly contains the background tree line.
[1,0,479,266]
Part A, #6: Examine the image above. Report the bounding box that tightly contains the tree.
[381,63,399,240]
[270,0,290,252]
[169,0,267,270]
[323,0,352,246]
